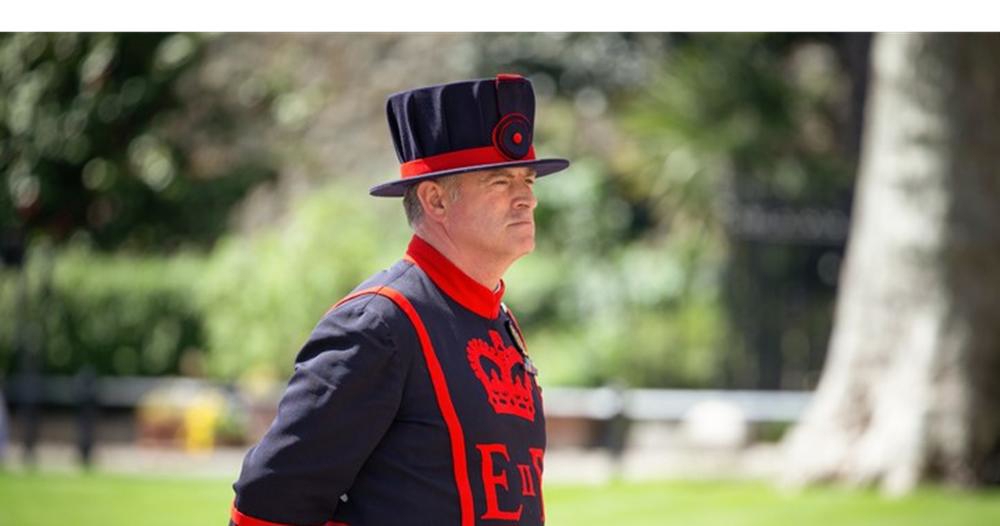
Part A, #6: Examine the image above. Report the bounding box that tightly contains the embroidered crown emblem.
[466,330,535,421]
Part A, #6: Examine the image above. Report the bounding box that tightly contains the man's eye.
[493,179,509,185]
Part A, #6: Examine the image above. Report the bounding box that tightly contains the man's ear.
[417,180,448,223]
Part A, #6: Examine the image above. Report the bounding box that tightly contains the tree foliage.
[0,33,274,251]
[1,34,864,389]
[474,33,860,388]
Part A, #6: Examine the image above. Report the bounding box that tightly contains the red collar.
[404,235,505,319]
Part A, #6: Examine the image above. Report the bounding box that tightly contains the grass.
[546,479,1000,526]
[0,471,233,526]
[1,471,999,526]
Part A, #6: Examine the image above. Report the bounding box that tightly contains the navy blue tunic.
[231,235,546,526]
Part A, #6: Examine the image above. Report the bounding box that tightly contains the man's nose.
[514,181,538,210]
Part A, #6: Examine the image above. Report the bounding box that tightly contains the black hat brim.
[369,158,570,197]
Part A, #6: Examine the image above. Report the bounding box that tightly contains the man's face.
[443,166,538,263]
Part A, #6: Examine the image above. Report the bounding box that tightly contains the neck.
[413,225,511,290]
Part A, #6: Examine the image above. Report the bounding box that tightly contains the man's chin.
[516,237,536,257]
[489,233,535,262]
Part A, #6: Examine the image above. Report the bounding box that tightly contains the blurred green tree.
[197,180,409,380]
[0,33,274,252]
[0,33,871,391]
[623,33,865,390]
[476,34,864,389]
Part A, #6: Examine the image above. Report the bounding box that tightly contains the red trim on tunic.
[327,285,383,315]
[406,235,505,320]
[400,145,536,178]
[328,286,476,526]
[229,501,346,526]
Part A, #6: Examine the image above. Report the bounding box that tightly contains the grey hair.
[403,174,462,227]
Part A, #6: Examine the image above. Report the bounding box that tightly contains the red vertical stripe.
[329,286,475,526]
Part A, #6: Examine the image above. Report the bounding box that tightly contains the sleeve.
[231,296,411,526]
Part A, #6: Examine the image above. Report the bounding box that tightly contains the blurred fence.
[4,374,216,409]
[2,374,812,465]
[3,375,812,422]
[544,386,811,422]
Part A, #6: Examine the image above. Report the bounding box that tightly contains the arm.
[231,296,410,526]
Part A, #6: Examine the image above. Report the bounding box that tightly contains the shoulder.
[333,256,439,314]
[318,259,428,347]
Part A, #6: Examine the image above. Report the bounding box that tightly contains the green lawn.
[1,471,998,526]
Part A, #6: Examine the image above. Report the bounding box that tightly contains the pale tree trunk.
[781,32,1000,495]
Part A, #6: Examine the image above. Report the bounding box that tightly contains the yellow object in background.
[183,391,224,453]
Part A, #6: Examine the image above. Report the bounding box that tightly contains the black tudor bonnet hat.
[370,74,570,197]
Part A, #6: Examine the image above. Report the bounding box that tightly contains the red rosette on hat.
[492,113,533,161]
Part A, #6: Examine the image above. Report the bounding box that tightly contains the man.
[230,74,569,526]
